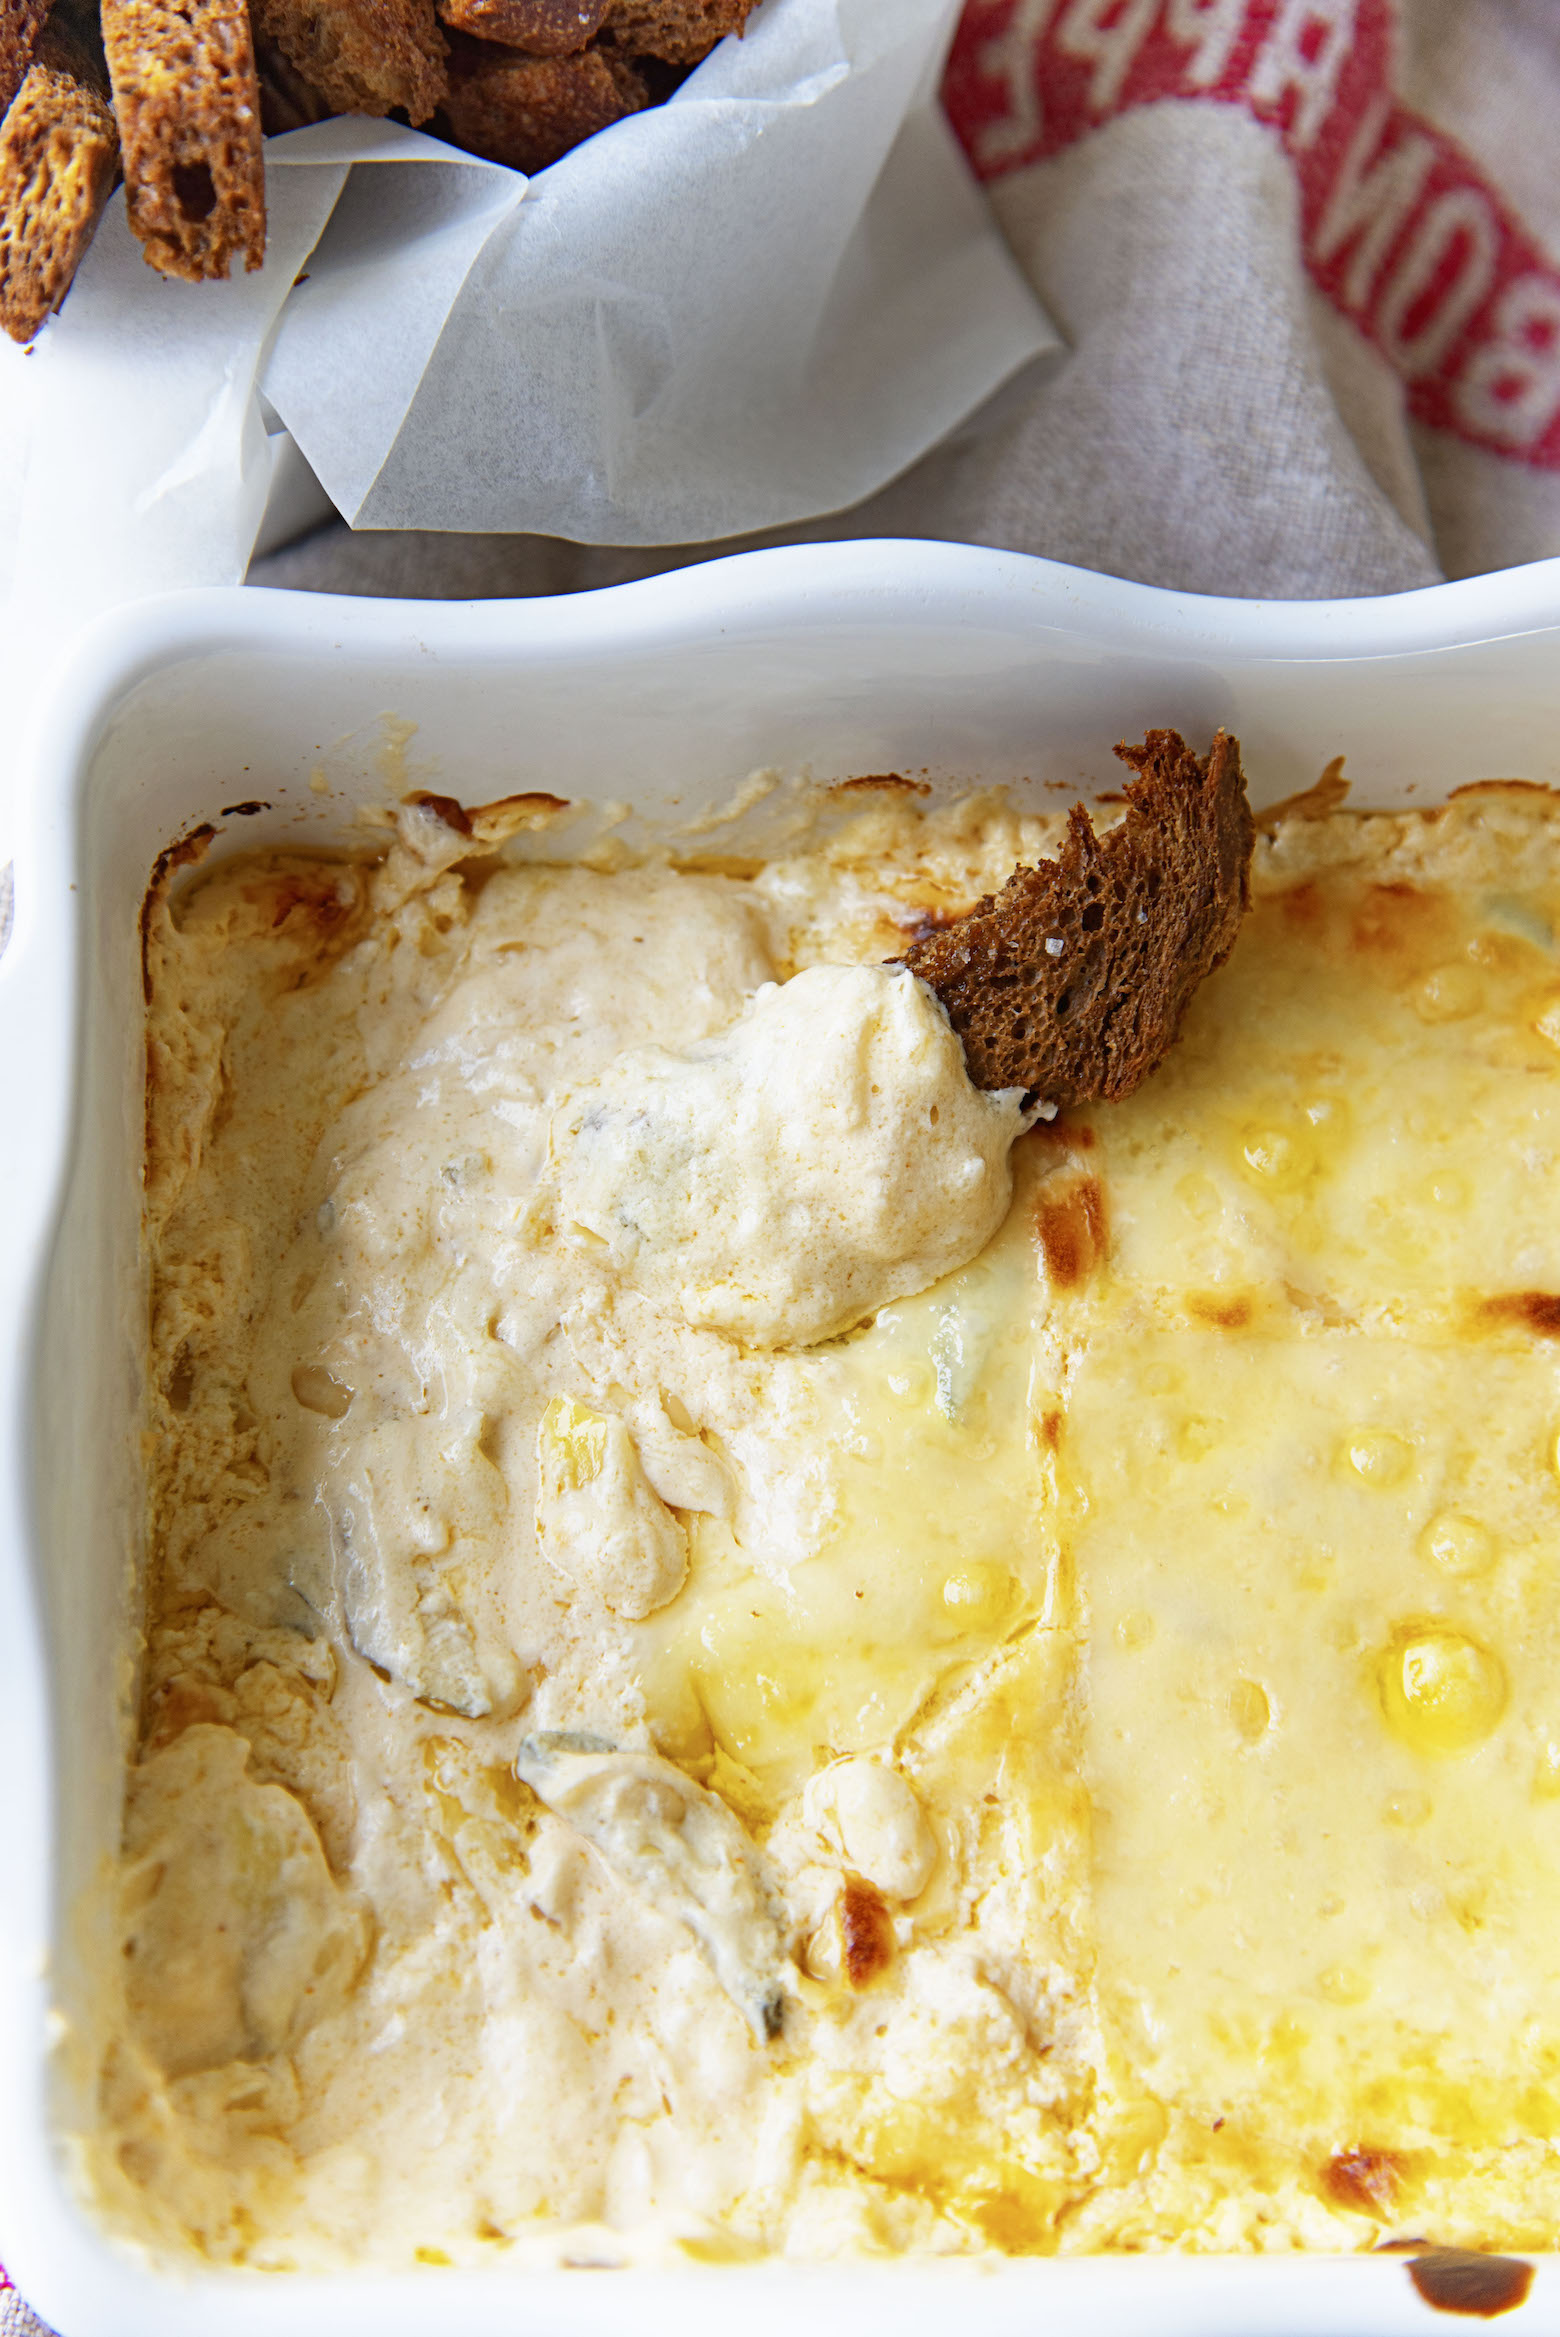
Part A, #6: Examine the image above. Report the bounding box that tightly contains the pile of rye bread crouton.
[0,0,759,343]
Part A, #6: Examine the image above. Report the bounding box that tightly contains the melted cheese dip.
[102,784,1560,2269]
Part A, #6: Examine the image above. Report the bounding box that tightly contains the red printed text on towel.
[944,0,1560,472]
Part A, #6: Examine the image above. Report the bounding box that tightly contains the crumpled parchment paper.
[0,0,1054,810]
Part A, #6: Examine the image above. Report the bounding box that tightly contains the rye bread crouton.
[440,34,645,170]
[103,0,264,280]
[437,0,608,53]
[602,0,755,64]
[254,37,331,131]
[1,0,51,120]
[0,19,117,340]
[903,729,1254,1104]
[250,0,446,123]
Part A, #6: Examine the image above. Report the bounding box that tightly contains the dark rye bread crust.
[436,0,608,52]
[1,0,51,119]
[253,36,332,131]
[251,0,445,121]
[603,0,754,62]
[903,729,1254,1105]
[440,34,644,170]
[0,19,118,341]
[103,0,264,279]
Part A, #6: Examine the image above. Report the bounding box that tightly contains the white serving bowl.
[3,541,1559,2337]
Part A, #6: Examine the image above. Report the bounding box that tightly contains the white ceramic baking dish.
[3,540,1560,2337]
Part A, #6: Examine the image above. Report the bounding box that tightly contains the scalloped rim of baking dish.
[3,540,1560,2337]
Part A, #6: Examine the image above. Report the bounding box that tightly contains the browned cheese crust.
[436,0,607,53]
[1,0,51,119]
[440,33,644,170]
[103,0,264,280]
[902,728,1255,1104]
[250,0,445,123]
[0,20,118,342]
[603,0,755,64]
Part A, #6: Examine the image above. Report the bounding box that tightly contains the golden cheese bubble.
[538,1392,609,1488]
[941,1563,1016,1631]
[1228,1679,1271,1743]
[1419,1510,1496,1578]
[1415,964,1483,1023]
[1299,1095,1350,1168]
[1530,986,1560,1051]
[1417,1169,1470,1211]
[1317,1964,1370,2006]
[1377,1625,1506,1755]
[1239,1125,1315,1191]
[885,1359,937,1407]
[1175,1171,1222,1226]
[1344,1430,1411,1489]
[290,1363,354,1419]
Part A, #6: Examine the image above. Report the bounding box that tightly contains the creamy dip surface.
[103,783,1560,2270]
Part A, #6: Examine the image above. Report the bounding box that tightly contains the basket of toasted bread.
[0,0,1053,579]
[0,0,755,341]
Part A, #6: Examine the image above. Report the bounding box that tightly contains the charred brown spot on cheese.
[1187,1292,1253,1331]
[840,1876,894,1989]
[1037,1407,1063,1452]
[144,1672,234,1750]
[1279,879,1326,933]
[145,824,218,897]
[1409,2249,1535,2318]
[407,786,574,853]
[483,789,571,817]
[268,869,362,932]
[165,1343,196,1412]
[408,789,474,837]
[831,774,932,798]
[1348,881,1449,975]
[1323,2146,1404,2216]
[669,853,767,881]
[221,799,271,818]
[1448,779,1559,804]
[1035,1175,1107,1289]
[140,824,217,997]
[895,904,961,948]
[1478,1293,1560,1338]
[1032,1119,1099,1151]
[1352,879,1427,926]
[901,729,1253,1104]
